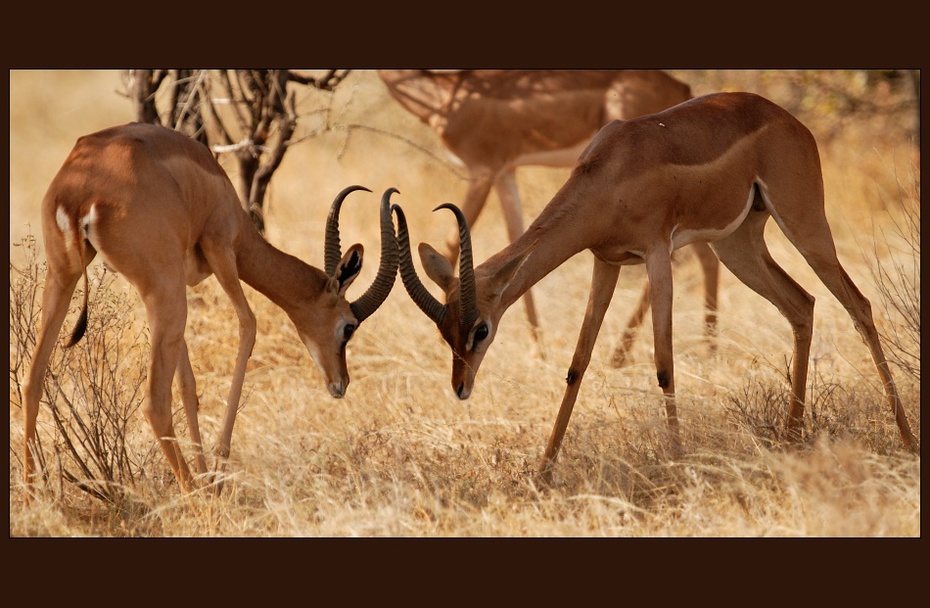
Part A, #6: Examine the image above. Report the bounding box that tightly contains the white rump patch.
[80,204,102,251]
[55,206,74,246]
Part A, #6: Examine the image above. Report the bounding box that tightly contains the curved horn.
[324,184,372,276]
[393,203,448,324]
[350,188,400,324]
[435,203,479,330]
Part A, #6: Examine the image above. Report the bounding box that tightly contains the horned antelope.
[378,69,720,365]
[394,91,919,480]
[20,122,399,498]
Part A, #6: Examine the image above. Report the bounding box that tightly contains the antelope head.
[393,203,531,399]
[297,185,399,398]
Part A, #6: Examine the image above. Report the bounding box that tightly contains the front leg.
[645,246,681,458]
[539,259,620,483]
[200,245,257,495]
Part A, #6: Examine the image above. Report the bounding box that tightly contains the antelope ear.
[332,243,364,296]
[488,239,536,298]
[418,243,455,292]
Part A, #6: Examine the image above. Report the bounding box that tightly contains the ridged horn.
[324,185,372,277]
[393,203,448,324]
[350,188,400,324]
[435,203,479,330]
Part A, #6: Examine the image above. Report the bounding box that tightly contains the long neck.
[235,227,328,311]
[482,183,596,311]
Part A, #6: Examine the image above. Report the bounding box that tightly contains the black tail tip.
[65,307,89,348]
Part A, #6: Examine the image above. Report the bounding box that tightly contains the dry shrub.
[868,166,920,384]
[10,235,157,513]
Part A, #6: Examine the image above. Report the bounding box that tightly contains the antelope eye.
[474,323,489,342]
[343,324,356,341]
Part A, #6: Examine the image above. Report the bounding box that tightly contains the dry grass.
[9,70,919,537]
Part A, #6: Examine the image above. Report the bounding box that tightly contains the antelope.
[378,69,720,365]
[20,122,399,498]
[394,91,919,481]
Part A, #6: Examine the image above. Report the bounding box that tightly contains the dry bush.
[868,168,920,383]
[10,236,157,516]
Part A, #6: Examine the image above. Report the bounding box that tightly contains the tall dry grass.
[9,70,919,536]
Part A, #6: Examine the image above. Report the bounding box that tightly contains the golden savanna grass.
[9,70,920,536]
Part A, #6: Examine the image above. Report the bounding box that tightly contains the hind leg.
[817,265,917,451]
[692,240,720,352]
[141,282,196,492]
[176,338,208,476]
[772,209,918,451]
[22,267,82,496]
[710,210,816,442]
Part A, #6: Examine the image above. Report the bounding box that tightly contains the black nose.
[456,382,467,400]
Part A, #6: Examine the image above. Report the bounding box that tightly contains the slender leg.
[176,338,207,475]
[22,269,81,500]
[774,218,918,452]
[494,169,544,355]
[710,211,815,443]
[645,245,682,458]
[691,240,720,353]
[611,241,720,368]
[142,284,195,492]
[759,161,916,452]
[539,259,620,482]
[200,245,257,494]
[813,264,917,451]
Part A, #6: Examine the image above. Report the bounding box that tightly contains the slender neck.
[235,227,328,311]
[482,187,595,311]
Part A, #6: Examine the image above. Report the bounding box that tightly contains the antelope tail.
[66,240,90,347]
